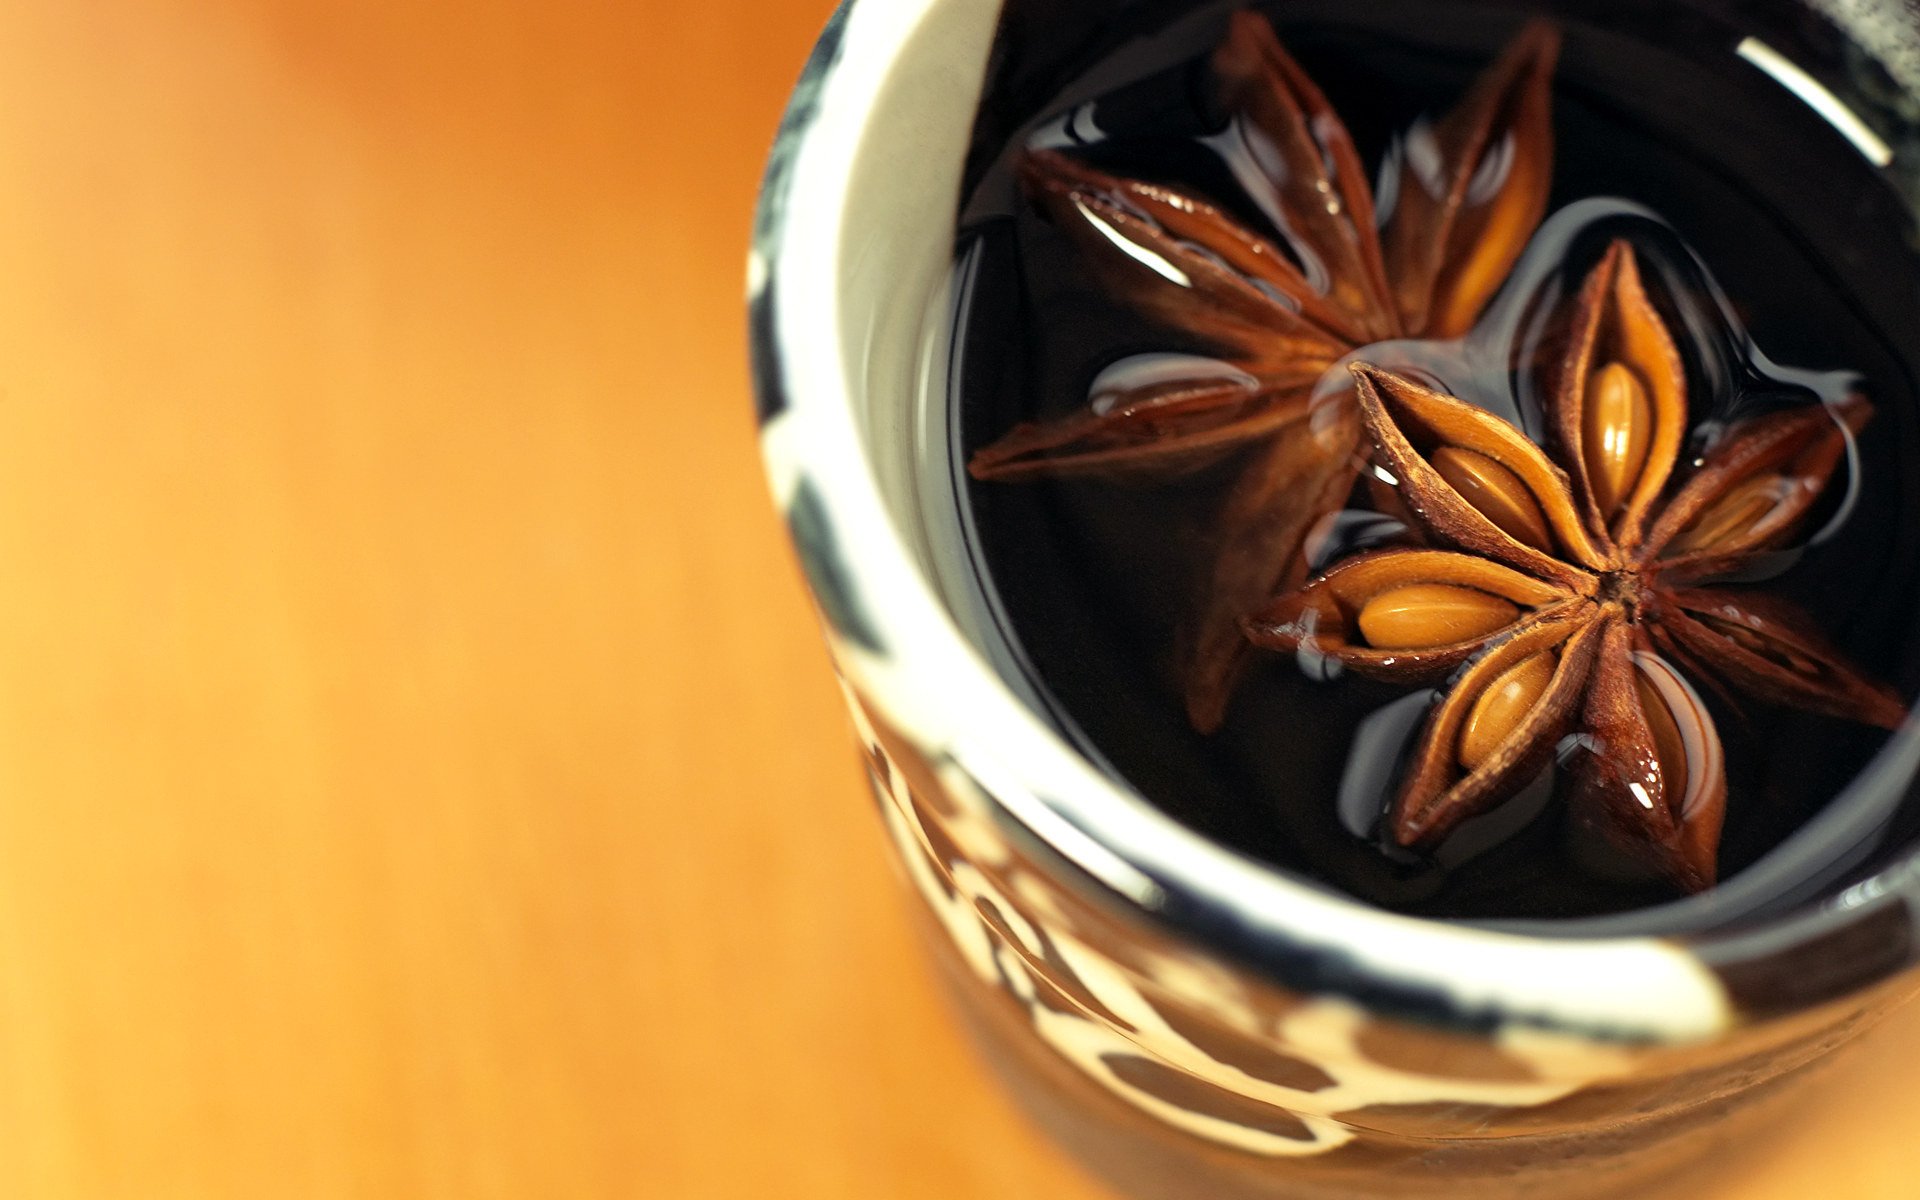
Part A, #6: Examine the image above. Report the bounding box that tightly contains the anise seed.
[1355,583,1521,649]
[1431,446,1555,551]
[1668,474,1787,553]
[1635,671,1688,811]
[1584,361,1652,517]
[1458,650,1557,770]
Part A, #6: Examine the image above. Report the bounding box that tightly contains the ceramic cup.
[749,2,1920,1196]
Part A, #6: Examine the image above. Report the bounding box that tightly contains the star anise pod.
[1245,241,1904,891]
[968,12,1561,731]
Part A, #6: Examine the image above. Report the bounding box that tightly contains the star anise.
[968,12,1561,731]
[1245,241,1904,891]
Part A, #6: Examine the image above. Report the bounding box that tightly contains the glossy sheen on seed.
[1636,672,1688,811]
[1458,651,1557,770]
[1431,446,1554,551]
[1356,584,1521,649]
[1584,361,1652,517]
[1668,474,1787,553]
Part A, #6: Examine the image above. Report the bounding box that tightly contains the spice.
[1246,242,1901,890]
[970,12,1560,731]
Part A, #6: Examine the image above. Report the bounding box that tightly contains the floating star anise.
[1245,241,1903,891]
[968,12,1561,731]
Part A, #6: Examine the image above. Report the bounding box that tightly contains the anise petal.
[1352,364,1608,583]
[1211,12,1398,341]
[969,379,1312,481]
[1245,547,1574,681]
[1644,395,1872,569]
[1392,611,1605,849]
[1022,148,1366,349]
[1571,622,1725,892]
[1379,19,1560,338]
[1553,240,1690,548]
[1021,151,1353,365]
[1184,403,1363,732]
[1657,588,1906,729]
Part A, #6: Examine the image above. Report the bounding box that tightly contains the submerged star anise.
[1246,241,1904,891]
[968,12,1561,731]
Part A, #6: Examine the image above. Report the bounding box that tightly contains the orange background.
[0,0,1906,1196]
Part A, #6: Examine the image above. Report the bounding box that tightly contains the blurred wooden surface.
[0,0,1902,1196]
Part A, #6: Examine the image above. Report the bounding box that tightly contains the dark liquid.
[954,1,1920,925]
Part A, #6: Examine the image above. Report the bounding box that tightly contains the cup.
[748,2,1920,1195]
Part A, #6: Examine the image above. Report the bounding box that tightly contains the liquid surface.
[954,1,1920,924]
